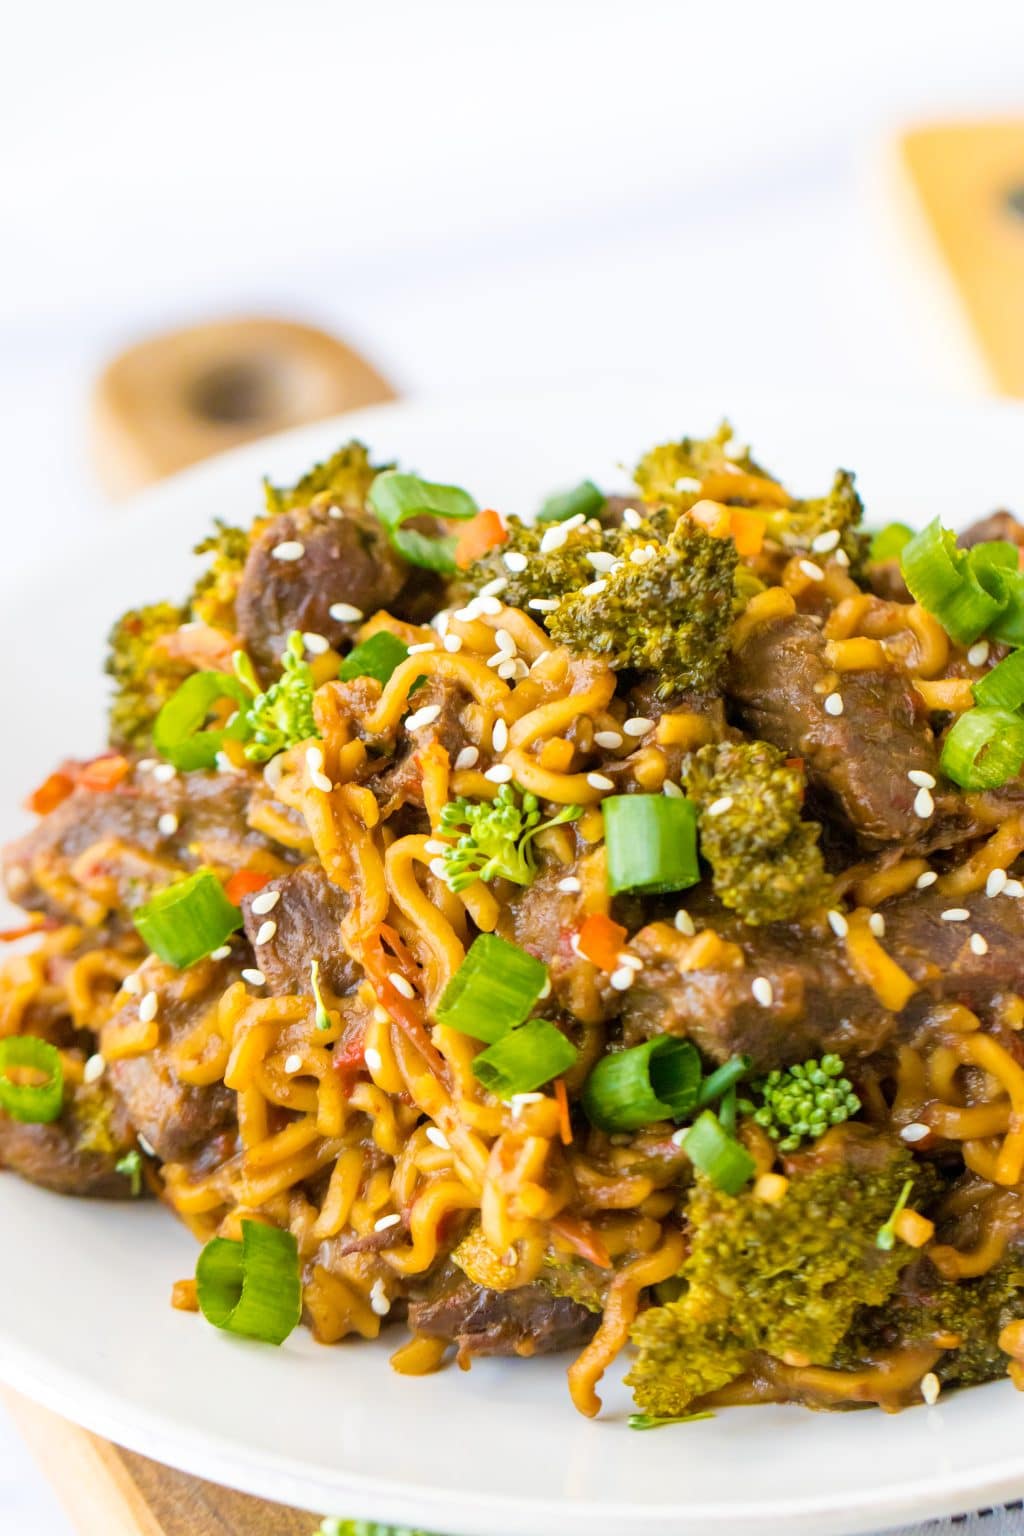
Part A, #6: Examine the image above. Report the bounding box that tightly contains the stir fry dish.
[7,426,1024,1423]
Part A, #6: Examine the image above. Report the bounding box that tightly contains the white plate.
[4,387,1024,1536]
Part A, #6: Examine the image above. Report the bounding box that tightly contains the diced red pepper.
[454,509,507,569]
[223,869,271,907]
[25,771,75,815]
[549,1214,612,1270]
[77,754,131,792]
[575,913,628,974]
[554,1078,573,1146]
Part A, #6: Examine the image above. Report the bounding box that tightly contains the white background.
[4,1,1024,1530]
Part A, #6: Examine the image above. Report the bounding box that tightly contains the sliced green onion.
[472,1019,578,1096]
[901,519,1004,645]
[603,795,700,896]
[195,1219,302,1345]
[939,706,1024,790]
[973,649,1024,710]
[876,1178,914,1251]
[536,479,605,524]
[115,1148,144,1196]
[133,868,243,969]
[969,540,1019,576]
[338,631,409,686]
[718,1083,738,1134]
[0,1036,63,1123]
[582,1038,701,1133]
[152,671,252,771]
[679,1109,755,1194]
[986,567,1024,647]
[368,471,478,572]
[628,1411,715,1431]
[695,1054,751,1108]
[434,934,547,1044]
[868,523,914,562]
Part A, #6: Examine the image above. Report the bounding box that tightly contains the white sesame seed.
[255,920,277,946]
[629,546,655,566]
[622,508,643,530]
[406,641,436,655]
[485,763,514,783]
[250,889,280,916]
[303,631,330,655]
[486,652,506,668]
[824,692,844,716]
[373,1005,390,1025]
[123,972,143,995]
[594,730,624,749]
[900,1122,930,1143]
[916,870,938,889]
[941,908,970,922]
[828,909,849,938]
[425,1125,450,1150]
[509,1091,545,1118]
[834,548,850,568]
[674,909,696,936]
[210,945,232,960]
[616,953,644,972]
[429,857,448,879]
[271,540,305,561]
[374,1213,401,1232]
[623,717,654,737]
[83,1053,105,1084]
[812,528,841,554]
[388,971,416,999]
[327,505,344,519]
[153,763,177,783]
[406,704,442,732]
[799,559,824,581]
[215,750,242,775]
[479,576,508,598]
[328,601,363,623]
[454,603,480,623]
[136,758,157,772]
[424,839,448,856]
[671,1126,688,1147]
[476,595,503,617]
[674,476,703,493]
[921,1372,941,1406]
[311,770,334,793]
[662,780,685,798]
[364,1046,384,1073]
[581,578,608,597]
[306,745,324,773]
[528,598,559,613]
[443,633,464,653]
[494,628,516,655]
[540,525,569,553]
[609,966,635,991]
[586,772,615,791]
[503,550,529,573]
[284,1053,302,1075]
[492,719,510,752]
[157,812,178,836]
[707,795,734,816]
[137,1134,156,1157]
[139,990,159,1023]
[970,932,989,956]
[1004,879,1024,898]
[752,976,774,1008]
[370,1279,392,1317]
[913,787,935,819]
[986,868,1008,897]
[264,755,285,791]
[967,641,990,668]
[586,551,617,574]
[557,876,582,894]
[241,968,266,987]
[908,769,936,789]
[496,659,518,680]
[512,659,530,679]
[454,745,479,770]
[868,912,886,937]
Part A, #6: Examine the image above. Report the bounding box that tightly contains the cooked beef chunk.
[107,954,239,1162]
[408,1269,599,1357]
[727,614,941,848]
[236,504,408,679]
[598,493,647,529]
[370,676,470,816]
[504,863,611,1025]
[959,510,1024,548]
[241,863,356,997]
[866,560,911,603]
[0,1081,137,1198]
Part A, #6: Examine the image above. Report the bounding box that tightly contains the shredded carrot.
[576,913,628,973]
[455,509,506,568]
[554,1077,573,1146]
[77,754,131,792]
[550,1213,612,1270]
[223,869,271,906]
[729,508,766,556]
[25,770,75,815]
[0,916,57,942]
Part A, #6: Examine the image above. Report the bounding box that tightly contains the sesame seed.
[374,1213,401,1232]
[662,780,685,798]
[139,990,159,1023]
[967,641,990,667]
[494,628,516,655]
[311,770,334,793]
[424,839,448,856]
[670,1126,688,1146]
[528,598,559,613]
[913,787,935,819]
[557,876,582,894]
[970,932,989,956]
[209,945,232,961]
[707,795,734,816]
[503,550,529,573]
[250,889,280,915]
[454,745,479,770]
[443,633,464,653]
[157,812,179,836]
[284,1053,302,1075]
[799,559,824,581]
[986,868,1008,897]
[623,717,654,737]
[674,909,696,936]
[509,1091,545,1118]
[824,692,844,716]
[264,755,285,791]
[328,601,363,623]
[137,1134,156,1157]
[622,508,643,530]
[406,704,442,732]
[388,971,416,999]
[369,1280,391,1317]
[512,659,530,680]
[241,968,266,987]
[828,909,849,938]
[479,576,508,598]
[594,730,623,749]
[540,525,569,553]
[586,772,615,790]
[373,1006,390,1025]
[581,579,608,597]
[327,505,344,519]
[476,595,503,617]
[484,763,514,783]
[834,548,850,568]
[271,540,305,561]
[425,1125,450,1150]
[364,1046,384,1073]
[255,920,277,946]
[406,641,436,655]
[153,763,177,783]
[303,631,330,655]
[1005,879,1024,898]
[496,660,518,680]
[752,976,774,1008]
[83,1053,105,1084]
[900,1122,930,1143]
[616,953,644,972]
[429,858,448,879]
[123,972,143,995]
[486,652,506,668]
[136,758,156,772]
[215,750,241,775]
[586,551,617,573]
[492,719,510,752]
[811,528,841,554]
[454,603,480,622]
[306,745,324,773]
[868,912,886,938]
[629,546,655,566]
[916,870,938,889]
[921,1372,940,1406]
[941,908,970,922]
[674,476,703,493]
[609,966,635,991]
[907,769,936,789]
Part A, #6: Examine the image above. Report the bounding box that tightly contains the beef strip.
[107,954,239,1162]
[236,503,408,679]
[241,862,356,996]
[0,1080,137,1198]
[408,1268,599,1357]
[503,862,612,1025]
[369,675,471,816]
[959,510,1024,548]
[727,613,943,849]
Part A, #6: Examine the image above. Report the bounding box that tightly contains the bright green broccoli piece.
[233,631,319,762]
[105,602,191,750]
[114,1148,144,1196]
[739,1055,861,1153]
[437,782,582,893]
[762,468,867,569]
[626,1135,918,1416]
[466,514,608,609]
[190,520,251,629]
[680,739,829,924]
[634,422,771,506]
[264,440,387,516]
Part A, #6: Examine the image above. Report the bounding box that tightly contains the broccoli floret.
[740,1055,861,1152]
[438,783,582,892]
[548,514,738,696]
[466,514,608,609]
[762,468,867,569]
[634,422,772,507]
[626,1135,918,1416]
[105,603,191,750]
[263,439,387,516]
[190,520,251,629]
[680,740,829,924]
[233,631,319,761]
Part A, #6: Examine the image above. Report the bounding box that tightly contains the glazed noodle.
[6,426,1024,1424]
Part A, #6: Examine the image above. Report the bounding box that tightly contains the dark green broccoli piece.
[437,782,582,893]
[190,520,250,628]
[105,603,191,750]
[680,739,829,924]
[233,631,319,761]
[264,439,387,516]
[465,514,608,609]
[740,1055,861,1152]
[762,468,868,570]
[626,1135,918,1416]
[634,422,771,506]
[547,514,738,696]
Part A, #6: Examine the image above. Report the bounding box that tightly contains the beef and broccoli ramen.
[7,425,1024,1424]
